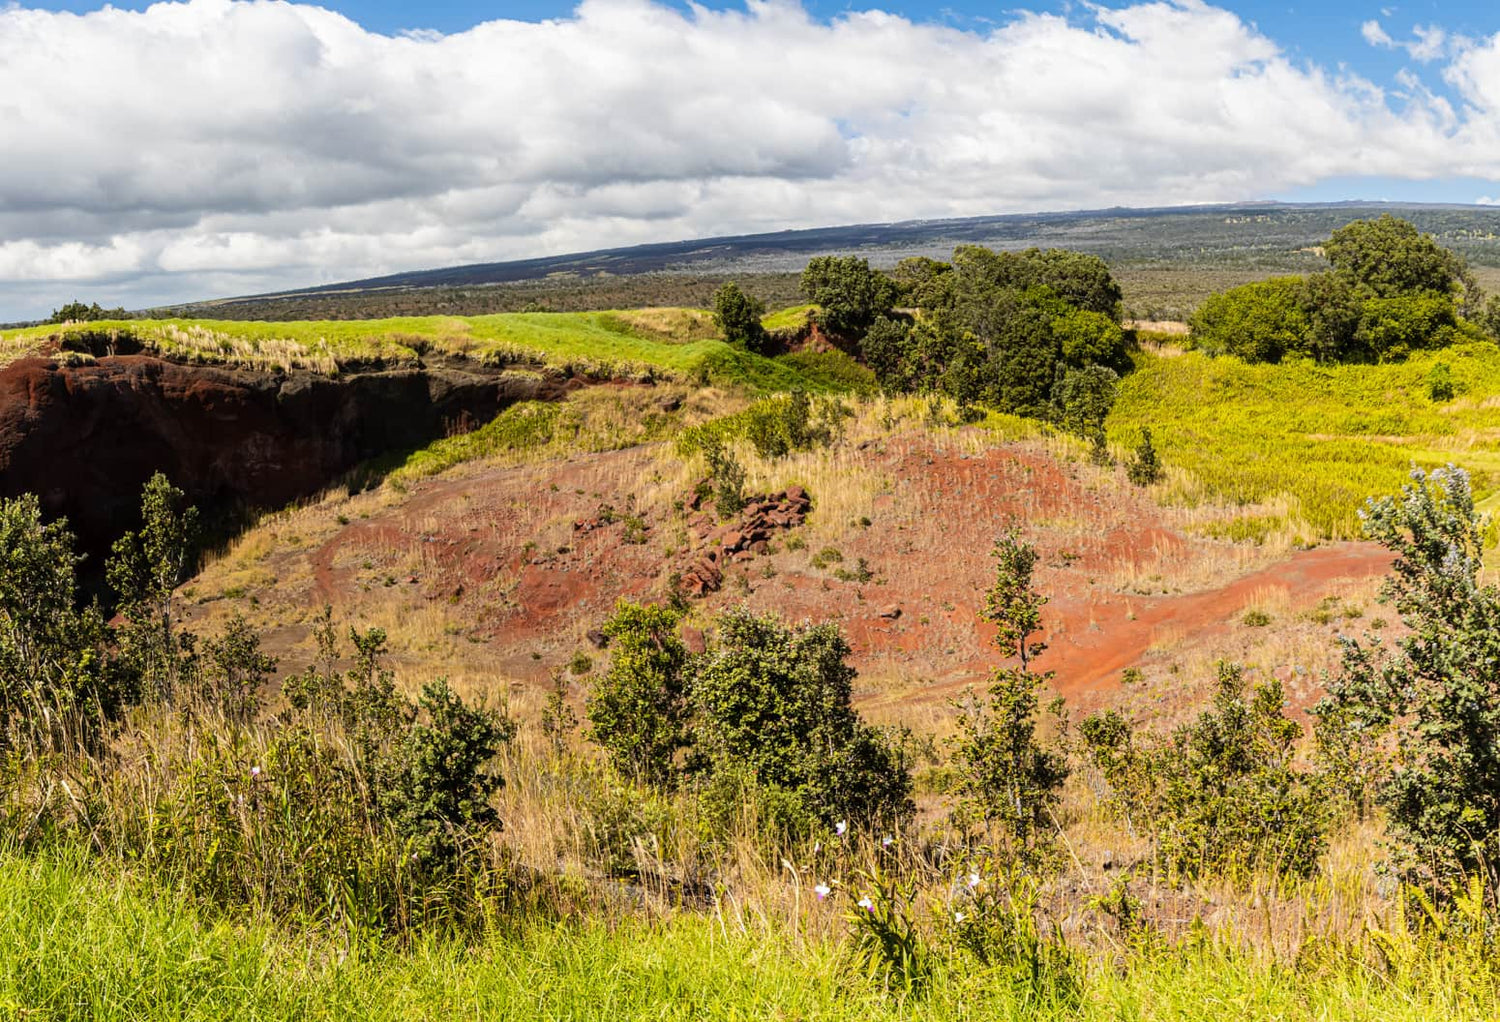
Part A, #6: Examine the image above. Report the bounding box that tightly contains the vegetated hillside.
[0,307,866,574]
[0,307,852,386]
[144,201,1500,324]
[1111,341,1500,537]
[179,390,1390,734]
[14,219,1500,1022]
[11,314,1500,1018]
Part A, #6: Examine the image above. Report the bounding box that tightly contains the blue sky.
[3,0,1500,315]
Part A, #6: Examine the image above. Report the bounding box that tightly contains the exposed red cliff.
[0,353,580,560]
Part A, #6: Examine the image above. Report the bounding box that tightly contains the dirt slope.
[183,418,1391,727]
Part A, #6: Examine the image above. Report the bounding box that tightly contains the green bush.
[690,610,913,837]
[1428,361,1456,401]
[1080,663,1327,883]
[1189,277,1310,362]
[1125,427,1162,486]
[711,282,769,353]
[585,602,691,789]
[1353,293,1459,362]
[0,493,121,755]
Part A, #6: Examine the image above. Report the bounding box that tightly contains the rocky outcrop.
[677,484,812,597]
[0,353,583,563]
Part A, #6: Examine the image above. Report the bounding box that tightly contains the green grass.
[5,848,1497,1021]
[1109,343,1500,537]
[761,303,818,333]
[0,311,861,393]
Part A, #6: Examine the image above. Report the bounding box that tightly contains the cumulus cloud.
[1,0,1499,316]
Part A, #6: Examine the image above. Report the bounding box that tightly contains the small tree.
[1315,465,1500,908]
[702,438,746,518]
[586,602,691,788]
[950,530,1069,866]
[711,282,768,352]
[384,679,515,871]
[105,473,199,701]
[196,612,277,723]
[1126,428,1162,486]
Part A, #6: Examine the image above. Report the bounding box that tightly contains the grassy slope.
[5,850,1491,1022]
[1110,342,1500,537]
[0,310,871,394]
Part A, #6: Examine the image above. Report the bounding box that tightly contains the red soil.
[193,429,1392,722]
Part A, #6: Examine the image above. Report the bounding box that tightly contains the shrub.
[1080,663,1327,883]
[383,679,515,871]
[690,609,913,837]
[1126,427,1163,486]
[1189,277,1310,362]
[711,282,768,352]
[1315,466,1500,909]
[0,494,119,755]
[1428,361,1455,402]
[585,602,691,789]
[194,612,277,724]
[702,439,746,518]
[1354,293,1459,362]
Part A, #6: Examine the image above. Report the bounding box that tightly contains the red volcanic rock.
[0,353,573,566]
[671,484,813,599]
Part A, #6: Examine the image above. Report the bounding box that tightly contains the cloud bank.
[2,0,1500,316]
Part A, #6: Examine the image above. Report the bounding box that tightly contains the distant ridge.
[194,200,1500,309]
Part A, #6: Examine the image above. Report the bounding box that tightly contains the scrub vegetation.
[9,214,1500,1020]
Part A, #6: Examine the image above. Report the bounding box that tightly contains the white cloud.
[1362,19,1394,48]
[0,0,1498,316]
[1361,18,1463,64]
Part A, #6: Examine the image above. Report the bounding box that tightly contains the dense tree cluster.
[48,300,127,323]
[1191,215,1490,363]
[587,602,912,837]
[860,247,1131,433]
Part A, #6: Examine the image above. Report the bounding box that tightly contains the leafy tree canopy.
[49,300,126,324]
[799,255,898,336]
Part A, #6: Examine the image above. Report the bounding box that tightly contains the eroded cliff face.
[0,353,584,561]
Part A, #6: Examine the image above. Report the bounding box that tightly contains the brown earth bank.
[183,424,1393,728]
[0,352,589,567]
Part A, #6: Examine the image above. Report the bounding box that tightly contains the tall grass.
[6,846,1499,1021]
[1109,343,1500,536]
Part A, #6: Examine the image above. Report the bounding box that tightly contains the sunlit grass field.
[6,848,1494,1022]
[0,308,865,394]
[1109,342,1500,538]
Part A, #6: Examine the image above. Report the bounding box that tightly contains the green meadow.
[1109,342,1500,537]
[0,309,867,394]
